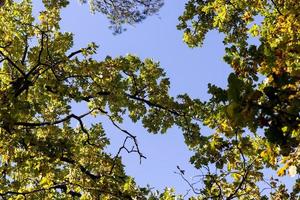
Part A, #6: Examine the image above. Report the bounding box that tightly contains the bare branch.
[103,109,146,163]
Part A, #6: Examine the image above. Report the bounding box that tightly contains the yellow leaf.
[277,164,288,176]
[277,168,286,176]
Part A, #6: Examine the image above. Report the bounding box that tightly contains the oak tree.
[81,0,164,34]
[1,0,299,199]
[174,0,300,199]
[0,0,195,199]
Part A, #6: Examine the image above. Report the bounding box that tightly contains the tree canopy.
[82,0,164,34]
[0,0,299,199]
[177,0,300,198]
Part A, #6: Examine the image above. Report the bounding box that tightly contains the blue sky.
[56,0,233,195]
[30,0,297,196]
[33,0,232,195]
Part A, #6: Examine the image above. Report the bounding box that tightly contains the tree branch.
[0,50,26,77]
[0,183,81,198]
[270,0,283,15]
[21,36,29,66]
[26,32,46,78]
[60,157,101,180]
[15,111,92,127]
